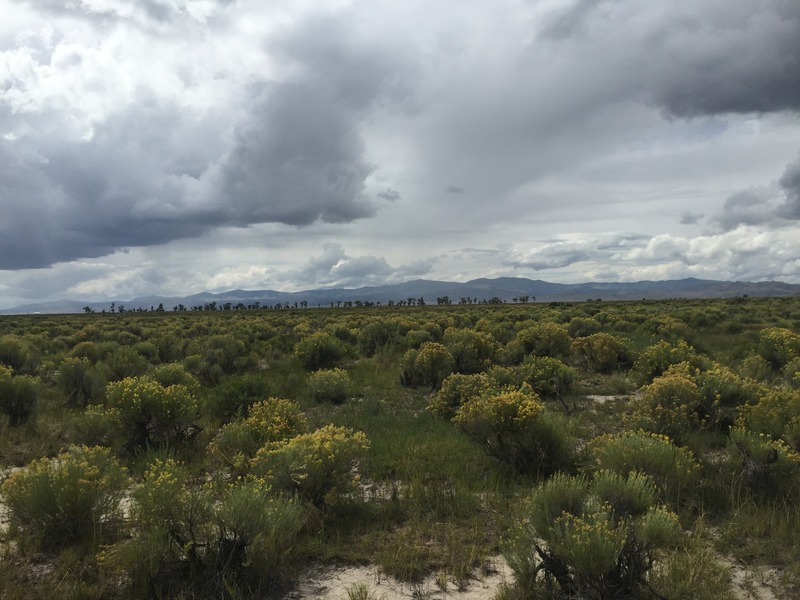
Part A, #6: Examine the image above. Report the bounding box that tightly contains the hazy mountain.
[3,277,799,315]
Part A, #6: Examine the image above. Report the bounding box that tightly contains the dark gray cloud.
[0,8,416,270]
[680,212,703,225]
[777,154,800,219]
[712,153,800,231]
[377,188,400,201]
[642,1,800,116]
[543,0,800,117]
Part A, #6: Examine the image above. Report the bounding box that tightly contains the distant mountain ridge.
[3,277,799,315]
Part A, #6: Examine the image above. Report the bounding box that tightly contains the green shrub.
[307,367,351,403]
[443,328,499,374]
[213,477,306,578]
[250,424,369,506]
[104,344,151,381]
[399,342,455,389]
[518,355,575,400]
[118,460,304,597]
[641,315,691,341]
[1,445,128,550]
[728,428,800,502]
[505,471,681,599]
[739,354,774,382]
[453,389,573,476]
[150,362,200,396]
[186,334,253,384]
[506,322,572,363]
[0,365,38,427]
[0,335,35,374]
[100,375,200,451]
[571,332,633,373]
[121,458,213,593]
[295,331,348,370]
[404,329,433,349]
[567,316,602,338]
[588,430,700,505]
[208,397,308,476]
[204,371,272,421]
[357,321,403,357]
[57,356,110,407]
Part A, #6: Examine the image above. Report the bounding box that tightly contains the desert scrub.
[518,355,576,400]
[570,332,633,373]
[307,367,351,403]
[116,460,302,596]
[213,476,306,581]
[727,428,800,502]
[428,372,493,419]
[208,397,308,476]
[587,430,700,506]
[1,445,128,550]
[0,365,38,427]
[399,342,455,389]
[633,339,703,385]
[98,375,201,451]
[627,364,702,443]
[250,424,370,506]
[505,471,682,599]
[57,356,110,407]
[693,363,759,431]
[736,387,800,450]
[453,388,573,476]
[756,326,800,370]
[443,327,499,374]
[295,331,348,370]
[506,321,572,363]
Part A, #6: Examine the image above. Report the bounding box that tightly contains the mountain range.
[3,277,799,315]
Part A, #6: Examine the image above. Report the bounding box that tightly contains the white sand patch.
[283,556,513,600]
[585,394,631,405]
[719,556,781,600]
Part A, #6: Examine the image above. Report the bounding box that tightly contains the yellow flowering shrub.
[627,365,702,443]
[208,397,308,476]
[100,375,200,450]
[399,342,455,389]
[307,367,351,403]
[633,340,703,385]
[428,372,493,419]
[737,388,800,450]
[757,327,800,370]
[1,445,128,549]
[250,424,370,506]
[570,332,633,373]
[453,388,573,475]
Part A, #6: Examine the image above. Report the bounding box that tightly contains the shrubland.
[0,296,799,598]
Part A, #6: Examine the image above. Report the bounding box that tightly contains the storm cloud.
[1,0,800,307]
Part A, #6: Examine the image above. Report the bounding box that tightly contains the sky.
[1,0,799,309]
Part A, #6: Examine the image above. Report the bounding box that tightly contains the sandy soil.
[282,557,513,600]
